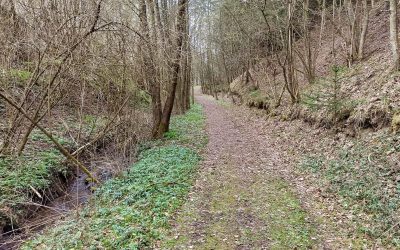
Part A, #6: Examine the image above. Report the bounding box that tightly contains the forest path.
[163,91,318,249]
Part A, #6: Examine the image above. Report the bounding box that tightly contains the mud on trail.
[163,92,322,249]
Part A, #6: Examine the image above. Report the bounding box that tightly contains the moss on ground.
[164,159,317,249]
[252,178,316,249]
[22,104,206,249]
[245,90,269,109]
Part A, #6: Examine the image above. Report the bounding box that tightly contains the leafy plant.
[164,129,180,139]
[30,129,73,147]
[165,103,207,150]
[23,104,207,249]
[0,149,66,225]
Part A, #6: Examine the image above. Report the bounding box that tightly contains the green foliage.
[302,65,356,122]
[9,69,32,82]
[300,134,400,246]
[134,90,152,108]
[83,114,97,125]
[249,89,262,98]
[247,89,266,102]
[164,129,180,139]
[24,146,200,249]
[23,103,207,249]
[167,103,207,150]
[82,115,104,137]
[0,149,66,224]
[245,89,269,109]
[30,129,73,147]
[0,68,32,88]
[301,156,324,173]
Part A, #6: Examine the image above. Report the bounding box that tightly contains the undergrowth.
[302,66,357,123]
[0,126,99,226]
[0,128,74,228]
[300,133,400,247]
[141,103,207,152]
[23,103,206,249]
[245,89,269,109]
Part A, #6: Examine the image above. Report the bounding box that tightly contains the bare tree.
[358,0,369,59]
[156,0,188,137]
[389,0,399,70]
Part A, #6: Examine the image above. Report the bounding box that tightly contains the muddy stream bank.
[0,172,92,250]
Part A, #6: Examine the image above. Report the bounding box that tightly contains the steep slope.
[229,5,399,131]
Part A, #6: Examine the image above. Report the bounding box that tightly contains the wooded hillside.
[196,1,399,128]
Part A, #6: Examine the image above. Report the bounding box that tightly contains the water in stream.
[0,174,92,250]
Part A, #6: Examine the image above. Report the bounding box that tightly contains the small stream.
[0,174,92,250]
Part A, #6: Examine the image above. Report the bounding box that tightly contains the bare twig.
[0,91,99,183]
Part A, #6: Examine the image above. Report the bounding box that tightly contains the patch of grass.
[300,133,400,247]
[9,69,32,82]
[0,149,66,225]
[30,129,73,148]
[23,103,207,249]
[165,103,207,151]
[252,178,317,249]
[164,129,180,139]
[248,89,263,99]
[164,158,317,249]
[245,90,269,109]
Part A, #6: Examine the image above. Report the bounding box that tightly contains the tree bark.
[390,0,399,70]
[286,0,300,103]
[139,0,162,137]
[358,0,369,60]
[156,0,188,137]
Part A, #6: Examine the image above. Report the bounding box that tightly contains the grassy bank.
[0,130,73,232]
[23,104,207,249]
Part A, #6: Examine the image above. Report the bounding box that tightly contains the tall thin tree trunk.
[319,0,326,46]
[156,0,188,137]
[390,0,399,70]
[358,0,369,60]
[286,0,299,103]
[139,0,162,137]
[303,0,315,83]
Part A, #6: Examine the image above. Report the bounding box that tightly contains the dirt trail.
[165,92,321,249]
